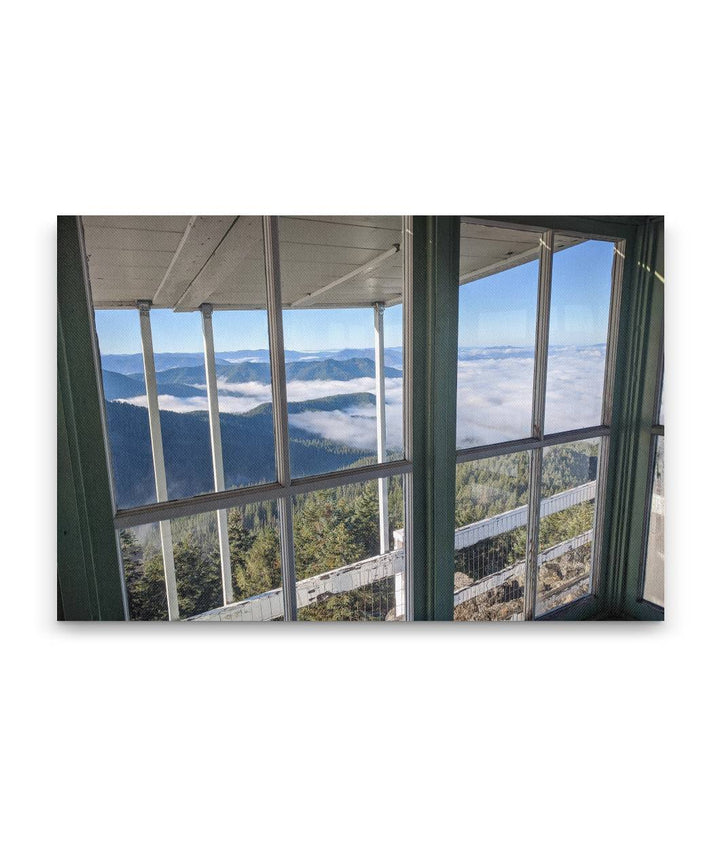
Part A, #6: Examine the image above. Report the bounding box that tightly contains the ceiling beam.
[173,216,262,311]
[151,216,237,307]
[290,243,400,308]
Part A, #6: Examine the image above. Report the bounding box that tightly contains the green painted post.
[57,216,126,620]
[601,218,664,619]
[411,217,460,620]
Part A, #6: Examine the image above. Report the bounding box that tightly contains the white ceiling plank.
[83,225,185,254]
[85,248,177,269]
[460,221,542,243]
[279,217,401,251]
[82,215,190,233]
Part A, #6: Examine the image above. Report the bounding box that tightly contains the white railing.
[393,480,595,550]
[192,551,403,622]
[190,481,596,621]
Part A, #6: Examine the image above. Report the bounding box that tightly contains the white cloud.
[289,401,403,451]
[286,377,372,401]
[544,348,605,433]
[455,346,606,446]
[119,393,265,414]
[456,357,534,446]
[118,394,209,413]
[118,348,605,449]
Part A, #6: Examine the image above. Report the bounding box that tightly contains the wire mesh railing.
[185,481,596,621]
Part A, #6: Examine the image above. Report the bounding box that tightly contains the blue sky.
[458,239,614,347]
[94,304,404,354]
[94,240,612,355]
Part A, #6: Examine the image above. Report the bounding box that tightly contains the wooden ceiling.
[82,216,583,310]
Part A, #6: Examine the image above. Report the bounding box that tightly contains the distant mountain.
[102,370,210,402]
[326,347,404,368]
[101,352,231,375]
[287,357,401,382]
[246,392,375,417]
[457,344,607,362]
[102,349,317,375]
[135,357,401,390]
[106,400,373,508]
[102,369,145,400]
[101,347,406,376]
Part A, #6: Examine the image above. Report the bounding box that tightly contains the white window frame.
[92,216,414,622]
[455,219,625,620]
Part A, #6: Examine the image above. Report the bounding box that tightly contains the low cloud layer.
[456,346,606,446]
[290,401,403,451]
[117,348,605,451]
[119,393,264,414]
[288,377,403,450]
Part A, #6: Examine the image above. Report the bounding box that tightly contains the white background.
[2,2,716,854]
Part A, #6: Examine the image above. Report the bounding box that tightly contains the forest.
[121,442,599,621]
[106,398,383,507]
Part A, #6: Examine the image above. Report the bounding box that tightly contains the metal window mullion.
[374,302,389,553]
[652,332,664,428]
[113,458,413,529]
[263,216,297,621]
[590,240,626,595]
[601,241,626,426]
[137,301,179,621]
[589,434,610,594]
[200,304,234,606]
[401,215,414,621]
[455,426,611,466]
[637,232,664,605]
[524,230,554,621]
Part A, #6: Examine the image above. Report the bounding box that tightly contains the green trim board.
[57,216,126,620]
[603,218,664,619]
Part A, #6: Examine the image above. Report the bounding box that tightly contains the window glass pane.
[643,436,664,607]
[95,308,157,508]
[278,216,404,478]
[210,310,277,490]
[535,439,600,616]
[120,512,223,621]
[120,501,282,621]
[293,476,405,621]
[457,222,542,447]
[120,522,169,620]
[146,309,214,502]
[545,239,615,434]
[454,453,529,621]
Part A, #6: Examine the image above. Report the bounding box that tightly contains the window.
[87,215,412,621]
[61,215,660,622]
[453,220,623,620]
